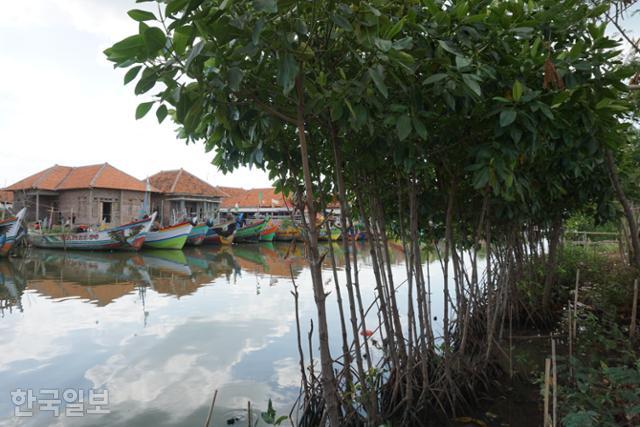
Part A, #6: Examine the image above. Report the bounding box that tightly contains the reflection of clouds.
[273,357,301,389]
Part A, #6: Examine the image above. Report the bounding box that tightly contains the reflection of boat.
[0,260,25,311]
[29,213,156,251]
[0,208,27,257]
[140,250,192,276]
[144,222,192,250]
[186,224,208,246]
[259,221,278,242]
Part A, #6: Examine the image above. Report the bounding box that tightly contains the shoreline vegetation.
[103,0,640,425]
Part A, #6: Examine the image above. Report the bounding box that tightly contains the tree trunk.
[294,75,340,426]
[542,217,563,316]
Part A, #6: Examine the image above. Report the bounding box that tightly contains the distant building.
[0,190,13,216]
[6,163,157,224]
[148,169,227,224]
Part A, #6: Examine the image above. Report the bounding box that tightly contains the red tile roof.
[5,163,155,192]
[148,169,227,198]
[220,187,294,209]
[0,190,13,204]
[217,186,246,197]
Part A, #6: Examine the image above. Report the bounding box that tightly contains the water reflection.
[0,242,407,426]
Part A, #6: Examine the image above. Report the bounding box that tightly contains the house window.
[101,202,112,223]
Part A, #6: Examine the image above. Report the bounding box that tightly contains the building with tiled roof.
[0,189,13,215]
[220,187,295,215]
[6,163,157,224]
[148,169,227,225]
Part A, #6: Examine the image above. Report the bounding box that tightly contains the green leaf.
[455,56,471,70]
[110,34,145,57]
[136,101,154,119]
[165,0,189,16]
[368,65,388,99]
[373,38,392,52]
[413,116,427,140]
[424,73,447,85]
[500,109,517,127]
[124,66,142,85]
[173,26,192,56]
[156,104,168,123]
[277,53,298,95]
[228,67,244,91]
[127,9,156,22]
[332,14,353,31]
[143,27,166,55]
[396,114,412,141]
[438,40,460,55]
[512,80,523,101]
[253,0,277,13]
[462,74,481,97]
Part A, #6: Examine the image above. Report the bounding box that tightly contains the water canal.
[0,243,451,426]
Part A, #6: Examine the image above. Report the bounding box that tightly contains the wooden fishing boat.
[0,208,27,257]
[143,222,192,250]
[259,222,278,242]
[234,219,267,243]
[29,213,156,251]
[275,222,301,241]
[203,221,236,245]
[186,223,208,246]
[319,227,342,241]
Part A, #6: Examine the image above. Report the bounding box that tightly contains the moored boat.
[143,222,192,250]
[29,213,156,251]
[234,219,267,243]
[186,223,208,246]
[259,222,278,242]
[319,227,342,241]
[274,221,301,241]
[203,221,236,245]
[0,208,27,257]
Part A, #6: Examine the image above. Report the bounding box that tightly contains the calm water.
[0,243,446,427]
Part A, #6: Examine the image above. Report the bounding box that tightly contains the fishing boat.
[259,221,278,242]
[274,221,301,241]
[0,208,27,257]
[186,223,208,246]
[203,221,236,245]
[319,227,342,241]
[29,213,156,251]
[143,221,192,250]
[234,219,267,243]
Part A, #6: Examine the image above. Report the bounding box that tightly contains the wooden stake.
[551,339,557,427]
[568,304,573,379]
[631,278,638,339]
[544,358,551,427]
[573,269,580,340]
[204,389,218,427]
[247,400,252,427]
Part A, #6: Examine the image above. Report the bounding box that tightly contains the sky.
[0,0,271,189]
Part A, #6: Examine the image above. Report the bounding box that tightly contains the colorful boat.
[234,219,267,243]
[319,227,342,241]
[203,221,236,245]
[0,208,27,257]
[259,222,278,242]
[274,220,301,241]
[143,222,192,250]
[186,223,208,246]
[29,213,156,251]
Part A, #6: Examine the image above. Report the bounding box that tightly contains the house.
[0,190,13,215]
[148,169,228,225]
[219,187,296,219]
[6,163,156,224]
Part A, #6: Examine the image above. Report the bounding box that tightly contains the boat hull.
[30,214,156,251]
[0,208,27,257]
[259,224,278,242]
[144,222,192,250]
[186,224,208,246]
[203,221,236,245]
[235,220,267,243]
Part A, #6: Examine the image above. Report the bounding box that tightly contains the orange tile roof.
[217,186,246,197]
[0,190,13,204]
[148,169,227,197]
[5,163,156,192]
[220,187,294,209]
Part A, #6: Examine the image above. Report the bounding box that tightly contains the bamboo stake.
[544,358,551,427]
[573,269,580,340]
[551,339,557,427]
[631,278,638,339]
[204,389,218,427]
[568,305,573,379]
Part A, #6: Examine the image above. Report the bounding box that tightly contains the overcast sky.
[0,0,271,189]
[1,2,639,190]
